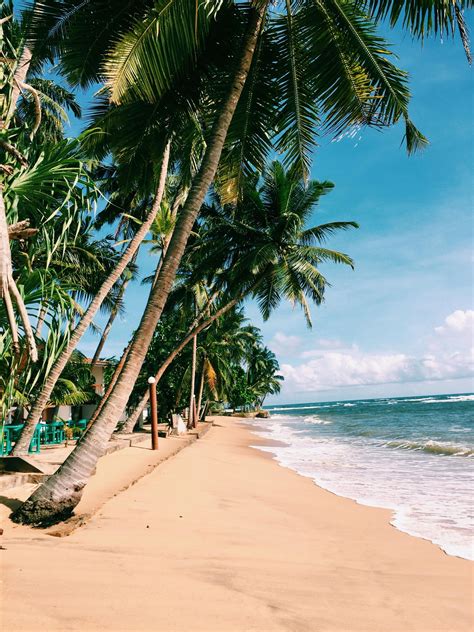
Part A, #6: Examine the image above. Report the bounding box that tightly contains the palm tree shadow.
[0,495,23,512]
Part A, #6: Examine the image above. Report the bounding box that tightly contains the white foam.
[303,415,332,425]
[248,418,474,561]
[266,404,337,412]
[414,396,474,404]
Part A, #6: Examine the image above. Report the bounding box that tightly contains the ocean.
[249,393,474,560]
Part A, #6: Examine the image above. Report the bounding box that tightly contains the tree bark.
[11,143,171,456]
[5,46,32,126]
[90,250,138,368]
[196,356,206,422]
[12,6,266,526]
[188,332,197,428]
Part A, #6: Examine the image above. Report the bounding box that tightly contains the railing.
[0,419,88,456]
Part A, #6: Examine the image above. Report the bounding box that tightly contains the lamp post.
[148,376,159,450]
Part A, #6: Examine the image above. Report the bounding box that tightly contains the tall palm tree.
[13,0,471,525]
[123,161,356,428]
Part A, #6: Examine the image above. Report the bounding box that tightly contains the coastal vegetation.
[0,0,470,525]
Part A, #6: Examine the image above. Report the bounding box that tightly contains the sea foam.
[251,396,474,561]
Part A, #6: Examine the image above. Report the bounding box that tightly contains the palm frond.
[104,0,226,104]
[358,0,473,48]
[273,0,320,180]
[216,26,279,203]
[299,0,428,152]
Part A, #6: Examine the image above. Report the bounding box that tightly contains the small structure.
[43,357,109,422]
[171,414,187,435]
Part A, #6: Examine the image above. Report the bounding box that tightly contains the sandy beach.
[1,416,472,632]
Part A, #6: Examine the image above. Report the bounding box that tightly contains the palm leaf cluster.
[29,0,471,209]
[190,161,357,325]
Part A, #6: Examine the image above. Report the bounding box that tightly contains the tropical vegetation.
[0,0,469,525]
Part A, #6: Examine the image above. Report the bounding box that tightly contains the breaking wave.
[385,439,473,457]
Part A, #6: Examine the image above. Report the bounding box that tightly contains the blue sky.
[76,19,473,404]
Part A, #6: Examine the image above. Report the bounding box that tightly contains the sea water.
[249,393,474,560]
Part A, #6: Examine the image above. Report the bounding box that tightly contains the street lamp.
[148,376,158,450]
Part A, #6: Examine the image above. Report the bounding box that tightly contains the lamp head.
[147,376,156,385]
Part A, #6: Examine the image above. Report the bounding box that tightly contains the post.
[192,394,197,429]
[148,376,159,450]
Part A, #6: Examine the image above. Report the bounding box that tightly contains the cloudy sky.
[78,18,473,404]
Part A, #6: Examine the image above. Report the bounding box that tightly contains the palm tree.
[122,161,356,428]
[194,310,263,417]
[11,141,171,455]
[13,0,471,525]
[245,346,283,409]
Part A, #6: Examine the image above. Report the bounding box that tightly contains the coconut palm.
[13,0,472,525]
[245,346,283,409]
[194,310,264,417]
[122,161,357,428]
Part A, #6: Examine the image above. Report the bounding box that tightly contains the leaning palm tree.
[13,0,472,525]
[121,161,357,429]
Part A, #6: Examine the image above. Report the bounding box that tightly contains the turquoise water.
[250,393,474,560]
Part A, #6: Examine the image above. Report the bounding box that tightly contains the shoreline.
[1,415,472,631]
[245,409,474,563]
[244,421,472,562]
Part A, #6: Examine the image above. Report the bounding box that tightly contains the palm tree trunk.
[5,46,32,125]
[188,332,198,428]
[0,188,38,362]
[11,143,171,456]
[90,246,141,369]
[98,241,174,436]
[196,357,206,422]
[88,340,132,430]
[111,245,171,434]
[35,304,47,338]
[121,288,251,432]
[90,253,136,368]
[12,6,266,526]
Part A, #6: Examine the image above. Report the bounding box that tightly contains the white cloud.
[435,309,474,335]
[278,310,474,393]
[315,338,345,349]
[269,332,302,356]
[300,342,356,359]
